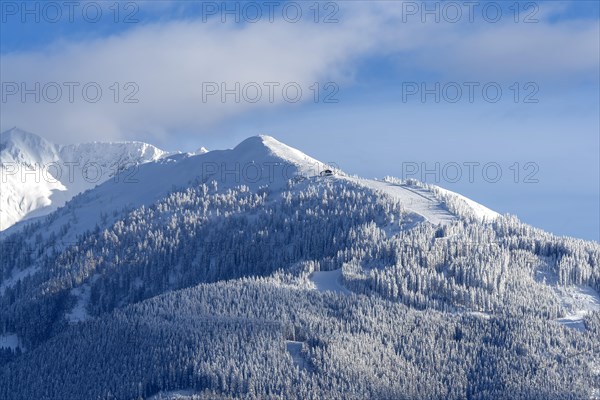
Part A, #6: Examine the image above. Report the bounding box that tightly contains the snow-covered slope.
[2,135,335,242]
[3,133,600,400]
[2,133,500,242]
[0,127,173,230]
[434,186,500,221]
[343,177,457,225]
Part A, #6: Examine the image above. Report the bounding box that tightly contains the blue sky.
[1,1,598,241]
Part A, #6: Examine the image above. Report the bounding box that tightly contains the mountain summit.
[0,127,61,165]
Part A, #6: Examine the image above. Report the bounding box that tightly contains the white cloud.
[1,6,388,143]
[0,1,597,144]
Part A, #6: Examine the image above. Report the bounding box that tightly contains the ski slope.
[434,186,500,221]
[343,177,457,225]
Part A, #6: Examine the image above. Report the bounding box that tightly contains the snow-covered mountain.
[1,133,598,400]
[0,127,173,231]
[2,132,496,241]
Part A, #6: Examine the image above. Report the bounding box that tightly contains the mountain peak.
[0,127,59,165]
[1,127,49,146]
[233,135,329,175]
[1,126,32,138]
[0,129,172,231]
[234,135,277,151]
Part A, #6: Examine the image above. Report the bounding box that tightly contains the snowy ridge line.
[0,127,175,231]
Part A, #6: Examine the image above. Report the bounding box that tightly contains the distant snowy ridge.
[0,127,176,230]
